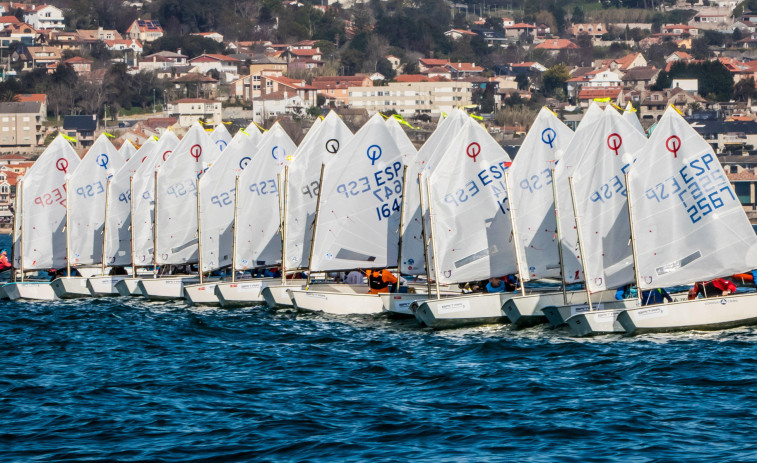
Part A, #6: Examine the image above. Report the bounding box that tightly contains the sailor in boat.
[367,268,398,294]
[109,266,128,276]
[344,269,364,285]
[687,278,737,299]
[485,275,517,293]
[641,288,672,306]
[0,250,10,273]
[615,284,638,300]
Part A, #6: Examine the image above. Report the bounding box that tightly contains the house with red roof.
[0,15,18,28]
[444,29,478,40]
[534,39,580,52]
[104,39,143,54]
[63,56,92,77]
[662,24,699,37]
[125,19,163,42]
[188,54,241,79]
[311,75,372,105]
[577,87,623,107]
[281,48,322,63]
[23,4,63,30]
[568,67,623,101]
[504,22,536,38]
[418,58,449,73]
[260,75,317,106]
[572,23,606,37]
[445,61,484,78]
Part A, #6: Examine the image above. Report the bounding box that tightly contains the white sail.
[119,140,137,162]
[385,116,418,166]
[235,123,297,269]
[508,107,574,280]
[622,102,645,135]
[67,134,125,266]
[570,106,648,292]
[283,113,352,271]
[310,113,405,272]
[132,131,179,266]
[104,137,157,266]
[400,110,467,275]
[427,117,516,284]
[199,127,263,272]
[156,122,221,265]
[210,123,232,152]
[553,103,605,284]
[15,135,80,270]
[630,106,757,288]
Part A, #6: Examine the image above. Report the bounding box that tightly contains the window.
[731,166,739,174]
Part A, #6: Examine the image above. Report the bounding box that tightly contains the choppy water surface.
[3,295,757,462]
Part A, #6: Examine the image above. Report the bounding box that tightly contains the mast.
[129,176,136,277]
[305,163,325,288]
[503,170,526,295]
[196,177,203,284]
[425,176,441,299]
[568,176,592,311]
[152,170,158,278]
[15,180,23,282]
[101,176,111,275]
[625,171,642,306]
[231,175,240,283]
[65,177,71,278]
[279,166,288,285]
[551,168,568,305]
[395,165,408,288]
[418,173,432,296]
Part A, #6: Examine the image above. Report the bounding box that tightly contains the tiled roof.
[534,39,579,50]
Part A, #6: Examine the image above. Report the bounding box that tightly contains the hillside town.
[1,0,757,225]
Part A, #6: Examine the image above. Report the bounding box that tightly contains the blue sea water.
[3,237,757,461]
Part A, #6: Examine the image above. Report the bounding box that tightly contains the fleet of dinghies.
[6,103,757,336]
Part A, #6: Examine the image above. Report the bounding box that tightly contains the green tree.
[734,77,757,101]
[376,57,396,80]
[572,6,584,24]
[542,63,570,97]
[515,73,529,90]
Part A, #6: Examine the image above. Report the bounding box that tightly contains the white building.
[23,4,64,30]
[165,98,222,128]
[348,78,471,116]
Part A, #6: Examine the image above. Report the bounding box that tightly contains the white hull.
[565,300,640,337]
[413,293,515,329]
[289,289,385,315]
[504,290,617,328]
[185,282,222,306]
[378,292,438,315]
[138,277,198,301]
[87,276,128,297]
[618,293,757,334]
[115,278,143,296]
[51,277,92,299]
[262,284,299,309]
[4,282,58,301]
[214,280,274,308]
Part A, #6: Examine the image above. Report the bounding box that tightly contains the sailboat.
[616,106,757,334]
[51,134,125,298]
[139,122,221,300]
[184,125,263,306]
[255,115,354,309]
[498,106,608,328]
[115,130,180,296]
[118,140,137,162]
[90,137,158,296]
[411,115,524,328]
[209,123,232,152]
[549,106,648,335]
[622,102,645,135]
[5,135,81,301]
[287,113,410,314]
[540,104,618,327]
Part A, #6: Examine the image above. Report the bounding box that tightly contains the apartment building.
[347,77,471,116]
[0,101,43,147]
